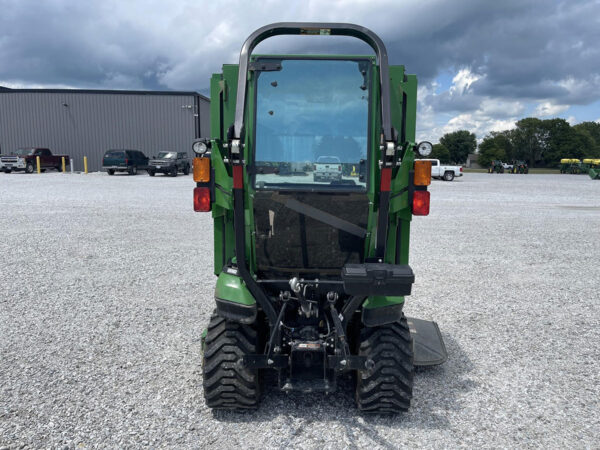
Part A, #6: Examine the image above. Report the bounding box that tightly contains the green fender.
[362,295,405,327]
[214,270,257,323]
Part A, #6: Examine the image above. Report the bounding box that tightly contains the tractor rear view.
[488,160,504,173]
[511,160,528,174]
[192,23,446,414]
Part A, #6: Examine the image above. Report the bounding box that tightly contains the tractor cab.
[193,23,446,413]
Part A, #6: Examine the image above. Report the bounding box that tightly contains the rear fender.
[361,295,404,327]
[214,269,257,323]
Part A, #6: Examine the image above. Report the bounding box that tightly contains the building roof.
[0,86,209,102]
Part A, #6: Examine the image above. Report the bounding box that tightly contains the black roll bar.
[233,22,394,144]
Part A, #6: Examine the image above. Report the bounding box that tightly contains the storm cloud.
[1,0,599,140]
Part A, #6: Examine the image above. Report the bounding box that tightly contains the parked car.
[313,156,342,182]
[102,149,148,175]
[147,151,190,177]
[1,148,69,173]
[421,159,463,181]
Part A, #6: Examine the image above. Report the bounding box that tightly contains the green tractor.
[192,23,447,413]
[511,160,528,174]
[488,160,504,173]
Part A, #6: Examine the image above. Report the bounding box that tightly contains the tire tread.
[356,315,414,413]
[202,311,259,409]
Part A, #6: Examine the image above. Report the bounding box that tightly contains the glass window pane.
[254,59,369,190]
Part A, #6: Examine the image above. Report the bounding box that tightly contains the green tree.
[573,121,600,157]
[511,118,549,167]
[478,136,507,167]
[487,130,515,160]
[439,130,477,163]
[542,118,591,164]
[573,121,600,144]
[430,143,451,163]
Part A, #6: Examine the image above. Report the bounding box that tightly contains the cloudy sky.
[1,0,599,142]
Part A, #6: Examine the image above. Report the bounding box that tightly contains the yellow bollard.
[84,156,88,174]
[36,156,41,174]
[62,157,66,173]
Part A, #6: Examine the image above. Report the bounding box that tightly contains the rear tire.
[356,316,414,413]
[443,171,454,181]
[203,311,260,410]
[107,169,115,175]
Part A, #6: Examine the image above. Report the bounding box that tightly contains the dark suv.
[147,151,190,177]
[102,149,149,175]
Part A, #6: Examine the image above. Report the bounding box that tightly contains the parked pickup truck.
[313,156,342,182]
[1,148,69,173]
[421,159,463,181]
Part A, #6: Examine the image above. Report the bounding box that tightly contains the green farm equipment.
[582,159,600,175]
[587,159,600,179]
[488,160,504,173]
[192,22,447,413]
[560,158,581,174]
[510,160,528,174]
[560,158,600,175]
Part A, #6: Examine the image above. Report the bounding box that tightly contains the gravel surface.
[1,171,599,448]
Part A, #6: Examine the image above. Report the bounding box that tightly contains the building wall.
[0,90,210,171]
[466,153,482,169]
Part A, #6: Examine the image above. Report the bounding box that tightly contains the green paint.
[215,271,256,306]
[200,328,207,353]
[363,295,405,309]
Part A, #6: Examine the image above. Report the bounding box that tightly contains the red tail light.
[460,167,463,172]
[413,190,430,216]
[193,187,211,212]
[125,159,129,164]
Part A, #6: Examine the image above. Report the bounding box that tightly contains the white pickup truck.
[421,159,463,181]
[313,156,342,182]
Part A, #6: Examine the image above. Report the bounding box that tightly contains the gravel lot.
[1,171,599,448]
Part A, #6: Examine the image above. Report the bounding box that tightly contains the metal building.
[0,87,210,172]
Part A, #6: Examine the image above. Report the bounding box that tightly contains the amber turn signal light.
[193,187,211,212]
[193,157,210,183]
[412,190,430,216]
[414,160,432,186]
